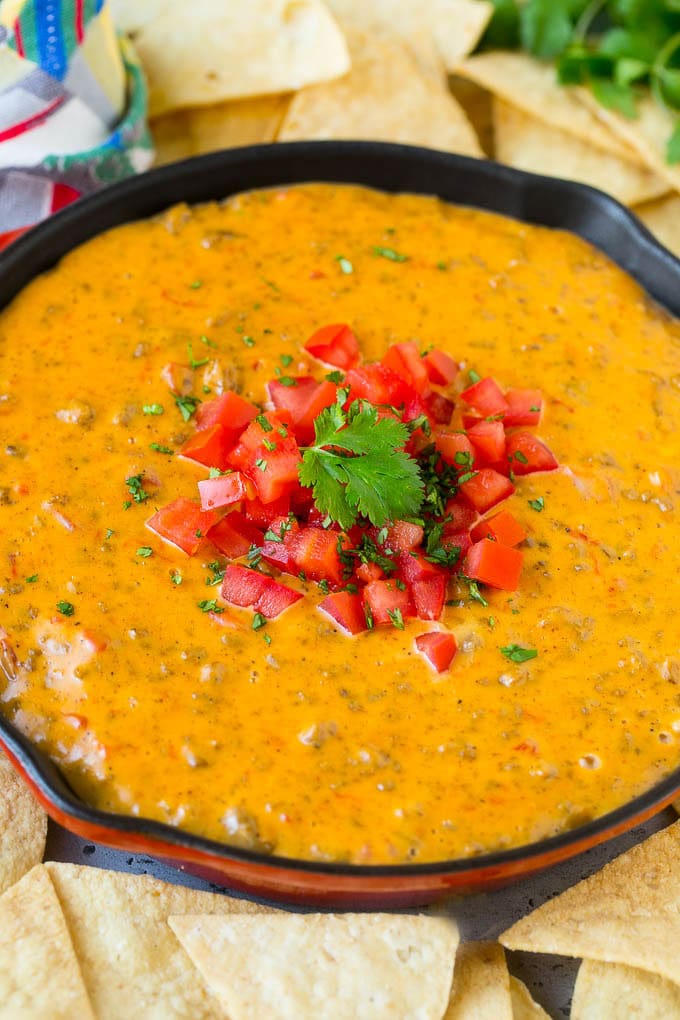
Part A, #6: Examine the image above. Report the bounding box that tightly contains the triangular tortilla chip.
[278,31,482,156]
[131,0,350,116]
[493,98,668,206]
[0,864,94,1019]
[152,94,292,167]
[325,0,493,69]
[571,959,680,1019]
[499,820,680,986]
[45,862,276,1020]
[444,940,512,1019]
[509,976,551,1019]
[169,912,459,1020]
[633,193,680,259]
[0,749,47,894]
[577,90,680,194]
[456,51,642,162]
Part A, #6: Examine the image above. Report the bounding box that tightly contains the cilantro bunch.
[479,0,680,162]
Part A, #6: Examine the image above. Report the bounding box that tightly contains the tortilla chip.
[131,0,350,117]
[571,959,680,1019]
[0,864,94,1019]
[278,32,482,157]
[456,52,642,163]
[152,95,291,167]
[109,0,165,34]
[45,862,275,1020]
[500,820,680,986]
[449,74,494,156]
[0,748,47,895]
[493,98,668,206]
[325,0,493,69]
[632,192,680,261]
[170,912,459,1020]
[509,976,551,1019]
[578,90,680,195]
[444,941,512,1019]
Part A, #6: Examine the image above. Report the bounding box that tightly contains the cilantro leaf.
[520,0,574,59]
[500,644,538,663]
[299,401,424,529]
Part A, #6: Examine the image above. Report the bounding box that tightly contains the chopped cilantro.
[187,343,209,369]
[125,473,149,505]
[387,607,405,630]
[150,442,174,455]
[255,458,268,472]
[326,370,344,384]
[170,569,183,585]
[500,644,538,663]
[198,598,223,613]
[276,376,298,387]
[143,403,164,415]
[252,612,267,631]
[242,336,256,348]
[280,353,293,367]
[189,279,202,289]
[255,414,273,432]
[468,369,481,385]
[174,394,200,421]
[318,579,330,595]
[466,580,489,608]
[56,600,75,617]
[335,255,354,274]
[373,245,408,262]
[25,574,38,583]
[200,334,216,348]
[528,496,545,512]
[136,546,153,558]
[105,529,115,540]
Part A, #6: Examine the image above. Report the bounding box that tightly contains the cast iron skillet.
[2,142,679,909]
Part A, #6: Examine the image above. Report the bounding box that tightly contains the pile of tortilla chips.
[2,749,680,1015]
[109,0,680,262]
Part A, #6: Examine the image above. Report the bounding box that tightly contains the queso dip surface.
[1,183,680,864]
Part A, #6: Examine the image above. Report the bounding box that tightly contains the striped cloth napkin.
[0,0,152,249]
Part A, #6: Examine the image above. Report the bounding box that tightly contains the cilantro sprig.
[479,0,680,162]
[299,396,424,530]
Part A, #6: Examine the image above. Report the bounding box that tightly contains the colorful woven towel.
[0,0,152,247]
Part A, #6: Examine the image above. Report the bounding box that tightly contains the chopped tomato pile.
[146,324,559,673]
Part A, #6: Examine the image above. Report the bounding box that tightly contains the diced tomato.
[220,565,302,618]
[180,425,233,472]
[424,349,458,386]
[443,500,478,532]
[459,377,510,417]
[506,431,559,475]
[385,520,424,553]
[288,527,348,586]
[260,516,300,571]
[267,376,319,415]
[381,342,429,394]
[503,389,543,427]
[344,364,414,408]
[463,538,523,590]
[294,380,339,445]
[195,390,259,436]
[244,493,290,526]
[356,562,384,583]
[424,391,455,425]
[434,430,475,467]
[459,469,515,513]
[362,579,415,627]
[254,578,303,618]
[304,323,360,370]
[467,420,506,465]
[229,411,302,504]
[198,471,251,511]
[147,498,219,556]
[318,591,368,635]
[470,510,527,547]
[415,631,457,672]
[268,377,338,445]
[411,574,447,620]
[396,552,442,584]
[161,362,193,395]
[207,512,263,558]
[402,393,433,427]
[440,529,472,565]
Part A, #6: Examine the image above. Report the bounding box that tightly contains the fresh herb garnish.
[500,644,538,663]
[187,343,209,369]
[206,561,226,586]
[336,255,354,274]
[387,607,405,629]
[468,369,481,385]
[174,394,201,422]
[56,600,75,617]
[255,414,273,432]
[143,403,164,415]
[189,279,202,289]
[198,598,223,613]
[528,496,545,512]
[243,335,256,348]
[150,442,174,455]
[299,397,424,529]
[105,528,115,540]
[326,370,344,384]
[373,245,408,262]
[466,579,489,608]
[200,334,217,348]
[252,612,267,630]
[125,473,149,505]
[25,574,38,583]
[170,569,183,585]
[136,547,153,558]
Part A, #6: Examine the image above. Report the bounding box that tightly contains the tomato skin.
[443,500,478,531]
[287,527,348,586]
[304,323,360,370]
[424,349,458,386]
[434,430,475,467]
[415,631,458,672]
[503,389,543,428]
[229,411,302,504]
[506,431,559,475]
[198,472,251,511]
[146,498,219,555]
[384,520,424,553]
[254,578,303,618]
[415,631,457,671]
[411,574,447,620]
[459,377,510,417]
[195,391,259,435]
[220,564,302,618]
[268,378,338,445]
[180,425,233,472]
[381,342,430,394]
[244,494,290,526]
[362,579,415,626]
[459,468,515,513]
[463,538,523,590]
[424,391,455,425]
[467,420,506,465]
[470,510,527,547]
[356,562,384,583]
[344,364,414,408]
[318,592,368,635]
[440,529,472,566]
[207,512,263,558]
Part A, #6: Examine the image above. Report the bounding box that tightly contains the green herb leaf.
[528,496,545,512]
[198,598,223,613]
[500,644,538,663]
[150,442,174,455]
[125,473,149,504]
[143,403,164,415]
[252,612,267,630]
[299,400,424,529]
[174,394,201,422]
[387,607,405,630]
[667,119,680,162]
[336,255,354,274]
[373,245,408,262]
[136,546,153,558]
[591,78,638,118]
[520,0,573,59]
[170,569,183,586]
[56,600,75,617]
[25,574,38,583]
[187,343,209,369]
